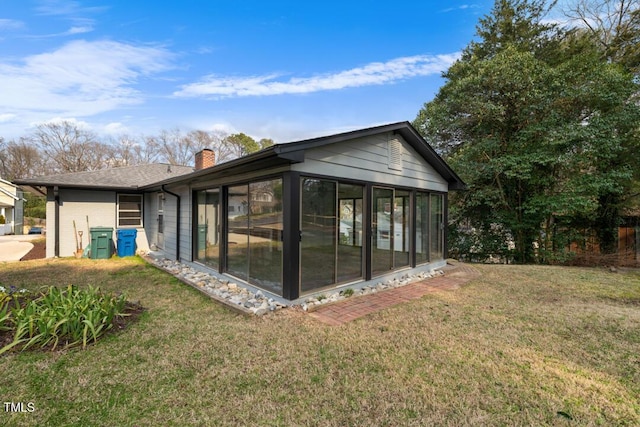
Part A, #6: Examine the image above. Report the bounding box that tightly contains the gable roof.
[15,122,465,192]
[15,163,194,191]
[149,121,466,191]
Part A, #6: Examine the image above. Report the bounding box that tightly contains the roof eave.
[142,146,303,190]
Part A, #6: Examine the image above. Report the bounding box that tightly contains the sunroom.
[157,122,465,302]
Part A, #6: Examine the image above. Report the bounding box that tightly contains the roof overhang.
[13,122,466,193]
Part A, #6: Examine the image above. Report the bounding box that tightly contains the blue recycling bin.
[116,229,138,257]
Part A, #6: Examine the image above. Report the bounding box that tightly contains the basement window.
[117,194,143,227]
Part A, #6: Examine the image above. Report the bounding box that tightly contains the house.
[16,122,465,301]
[0,178,24,235]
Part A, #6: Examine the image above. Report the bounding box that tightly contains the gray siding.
[143,192,160,250]
[291,132,448,191]
[158,185,191,261]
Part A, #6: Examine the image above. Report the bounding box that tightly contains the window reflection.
[225,180,283,295]
[196,189,220,269]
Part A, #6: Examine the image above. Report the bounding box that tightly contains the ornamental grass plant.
[0,284,128,354]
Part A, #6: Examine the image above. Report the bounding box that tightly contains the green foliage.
[0,285,128,354]
[24,192,46,219]
[0,214,5,225]
[225,133,260,156]
[341,288,354,297]
[415,0,640,263]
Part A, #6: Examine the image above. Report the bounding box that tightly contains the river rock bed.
[149,257,444,315]
[149,258,287,316]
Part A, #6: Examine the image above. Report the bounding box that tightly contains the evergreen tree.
[414,0,640,262]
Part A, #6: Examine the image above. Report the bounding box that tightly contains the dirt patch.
[20,239,46,261]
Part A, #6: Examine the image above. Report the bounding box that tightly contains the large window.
[226,179,283,295]
[117,194,142,227]
[195,189,220,269]
[300,178,364,294]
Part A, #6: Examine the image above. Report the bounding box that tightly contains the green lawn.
[1,258,639,426]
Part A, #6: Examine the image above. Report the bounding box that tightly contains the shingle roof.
[15,122,466,192]
[14,163,194,190]
[148,121,467,191]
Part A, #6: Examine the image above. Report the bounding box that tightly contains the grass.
[0,258,639,426]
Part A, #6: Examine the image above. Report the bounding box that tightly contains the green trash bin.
[90,227,114,259]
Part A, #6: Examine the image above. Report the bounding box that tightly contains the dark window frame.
[116,193,143,228]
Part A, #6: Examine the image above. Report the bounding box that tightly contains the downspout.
[161,185,180,261]
[53,186,60,257]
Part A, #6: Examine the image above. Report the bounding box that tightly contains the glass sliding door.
[248,179,283,294]
[430,193,444,261]
[337,183,363,283]
[372,187,412,276]
[393,190,411,269]
[227,185,249,281]
[300,178,336,293]
[372,187,394,276]
[196,189,220,269]
[300,179,365,295]
[225,180,283,295]
[416,192,430,264]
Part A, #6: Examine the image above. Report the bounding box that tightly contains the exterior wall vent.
[387,137,403,171]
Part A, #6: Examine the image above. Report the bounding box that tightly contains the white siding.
[46,194,56,259]
[57,189,116,257]
[291,132,448,191]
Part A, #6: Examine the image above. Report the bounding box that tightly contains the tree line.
[0,121,274,181]
[414,0,640,262]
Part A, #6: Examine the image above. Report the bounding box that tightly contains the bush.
[0,215,5,225]
[0,285,128,354]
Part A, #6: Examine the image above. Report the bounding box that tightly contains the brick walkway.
[308,262,480,326]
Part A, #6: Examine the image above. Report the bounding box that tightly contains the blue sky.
[1,1,496,143]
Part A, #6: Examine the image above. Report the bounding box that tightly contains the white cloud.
[37,116,91,129]
[174,53,460,99]
[66,26,93,35]
[0,39,175,117]
[441,4,481,13]
[35,0,108,17]
[0,19,25,30]
[103,122,130,135]
[0,113,17,123]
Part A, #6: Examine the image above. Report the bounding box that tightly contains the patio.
[308,261,480,325]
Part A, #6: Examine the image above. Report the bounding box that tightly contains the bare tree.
[0,137,45,180]
[151,128,236,166]
[152,128,195,166]
[564,0,640,72]
[32,121,115,173]
[108,134,163,166]
[187,129,233,163]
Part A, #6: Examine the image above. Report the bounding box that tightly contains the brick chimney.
[195,149,216,170]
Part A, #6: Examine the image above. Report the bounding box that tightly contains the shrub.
[0,285,128,354]
[0,215,5,225]
[341,288,354,297]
